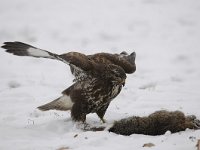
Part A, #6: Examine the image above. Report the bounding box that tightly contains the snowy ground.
[0,0,200,149]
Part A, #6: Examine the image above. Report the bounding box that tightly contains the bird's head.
[106,64,126,86]
[120,51,136,65]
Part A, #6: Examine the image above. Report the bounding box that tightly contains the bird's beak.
[119,79,125,87]
[122,79,125,86]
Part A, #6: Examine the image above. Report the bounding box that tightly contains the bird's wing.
[1,41,57,59]
[1,41,94,74]
[59,52,99,82]
[88,52,136,74]
[59,52,93,72]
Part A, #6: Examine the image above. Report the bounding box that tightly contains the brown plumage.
[1,41,136,122]
[108,110,200,135]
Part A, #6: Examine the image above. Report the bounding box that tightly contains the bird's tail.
[1,41,59,60]
[37,95,74,111]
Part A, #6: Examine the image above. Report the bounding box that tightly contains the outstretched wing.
[1,41,94,78]
[59,52,96,81]
[1,41,136,82]
[59,52,93,72]
[88,52,136,74]
[1,41,57,59]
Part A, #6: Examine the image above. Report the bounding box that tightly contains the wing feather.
[1,41,93,76]
[1,41,57,59]
[88,52,136,74]
[59,52,93,71]
[2,42,136,81]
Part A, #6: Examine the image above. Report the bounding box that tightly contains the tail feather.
[38,95,74,111]
[1,41,58,59]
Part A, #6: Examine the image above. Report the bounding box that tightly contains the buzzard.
[1,42,136,122]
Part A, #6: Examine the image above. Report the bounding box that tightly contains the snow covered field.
[0,0,200,149]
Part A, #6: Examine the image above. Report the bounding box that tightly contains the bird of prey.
[1,41,136,123]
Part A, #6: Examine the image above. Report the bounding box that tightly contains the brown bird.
[1,41,136,123]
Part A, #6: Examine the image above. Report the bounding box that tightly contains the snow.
[0,0,200,149]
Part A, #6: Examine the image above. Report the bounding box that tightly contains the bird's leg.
[96,112,107,123]
[100,117,106,123]
[96,107,109,123]
[71,103,87,122]
[96,103,110,123]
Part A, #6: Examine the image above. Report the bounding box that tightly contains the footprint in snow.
[8,81,21,88]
